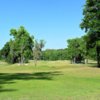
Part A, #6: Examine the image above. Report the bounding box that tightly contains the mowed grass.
[0,60,100,100]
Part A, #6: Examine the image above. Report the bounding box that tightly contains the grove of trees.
[67,36,97,64]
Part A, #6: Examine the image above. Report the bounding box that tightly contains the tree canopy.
[80,0,100,67]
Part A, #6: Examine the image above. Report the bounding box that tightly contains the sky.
[0,0,85,50]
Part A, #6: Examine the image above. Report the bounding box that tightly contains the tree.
[67,38,85,64]
[10,26,34,64]
[1,26,34,64]
[33,40,45,66]
[80,0,100,67]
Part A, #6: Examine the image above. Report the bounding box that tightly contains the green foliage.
[43,49,68,60]
[1,26,34,64]
[80,0,100,67]
[67,37,85,63]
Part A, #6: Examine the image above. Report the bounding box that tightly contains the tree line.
[0,31,97,64]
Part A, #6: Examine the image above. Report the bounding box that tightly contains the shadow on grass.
[0,71,62,93]
[0,89,17,92]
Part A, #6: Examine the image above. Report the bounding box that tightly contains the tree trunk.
[97,46,100,68]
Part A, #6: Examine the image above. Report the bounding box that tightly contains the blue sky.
[0,0,85,49]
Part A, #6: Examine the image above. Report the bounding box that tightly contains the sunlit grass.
[0,60,100,100]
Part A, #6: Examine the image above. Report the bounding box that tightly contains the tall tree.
[80,0,100,67]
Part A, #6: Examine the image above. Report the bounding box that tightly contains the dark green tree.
[80,0,100,67]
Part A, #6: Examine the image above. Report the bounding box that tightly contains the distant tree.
[42,49,68,61]
[80,0,100,67]
[33,40,45,66]
[67,38,85,64]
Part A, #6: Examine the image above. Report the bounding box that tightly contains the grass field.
[0,60,100,100]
